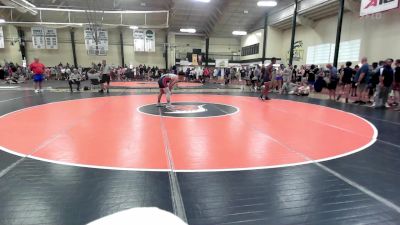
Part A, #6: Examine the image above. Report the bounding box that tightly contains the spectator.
[337,61,353,103]
[29,58,46,93]
[68,68,82,92]
[354,57,370,104]
[308,64,317,92]
[368,62,379,104]
[351,65,359,97]
[99,59,111,93]
[0,66,5,80]
[393,59,400,110]
[373,58,394,108]
[282,65,292,85]
[275,64,284,92]
[88,68,101,81]
[326,64,338,100]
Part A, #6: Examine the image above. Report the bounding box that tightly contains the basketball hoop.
[84,0,106,56]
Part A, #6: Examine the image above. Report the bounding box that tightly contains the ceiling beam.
[201,0,227,37]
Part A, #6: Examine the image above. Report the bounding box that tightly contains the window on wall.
[241,43,259,56]
[306,39,361,64]
[334,39,362,63]
[314,44,332,65]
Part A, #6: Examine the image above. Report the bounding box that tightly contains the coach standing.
[29,58,45,93]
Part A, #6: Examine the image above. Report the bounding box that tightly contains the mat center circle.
[137,102,239,118]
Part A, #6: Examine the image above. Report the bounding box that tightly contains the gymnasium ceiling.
[0,0,357,36]
[0,0,295,36]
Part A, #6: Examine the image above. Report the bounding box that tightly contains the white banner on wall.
[306,39,361,65]
[134,30,145,52]
[134,29,156,52]
[45,28,58,49]
[84,26,108,55]
[31,27,58,49]
[145,30,155,52]
[360,0,399,16]
[0,27,4,49]
[215,59,229,68]
[31,27,46,49]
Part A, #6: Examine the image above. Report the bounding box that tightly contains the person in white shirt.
[213,68,218,79]
[68,68,82,92]
[196,67,203,80]
[87,68,100,81]
[65,67,71,80]
[100,60,111,93]
[157,73,185,107]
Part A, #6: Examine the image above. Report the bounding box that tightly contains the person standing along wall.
[326,64,338,101]
[29,58,45,93]
[373,59,394,109]
[68,68,82,93]
[259,57,276,101]
[354,57,370,104]
[393,59,400,110]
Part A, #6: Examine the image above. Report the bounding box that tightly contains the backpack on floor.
[314,77,325,93]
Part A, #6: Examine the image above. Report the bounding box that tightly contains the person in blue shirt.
[354,57,370,104]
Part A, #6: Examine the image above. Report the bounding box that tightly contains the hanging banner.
[0,27,4,49]
[84,27,108,55]
[192,54,198,66]
[31,27,58,49]
[134,29,156,52]
[360,0,399,16]
[31,27,46,49]
[145,30,155,52]
[198,54,203,66]
[133,30,145,52]
[45,28,58,49]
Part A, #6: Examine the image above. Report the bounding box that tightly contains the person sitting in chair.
[68,68,82,92]
[88,68,100,81]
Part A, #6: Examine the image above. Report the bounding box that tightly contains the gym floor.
[0,83,399,225]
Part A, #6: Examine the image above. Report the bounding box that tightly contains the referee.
[100,59,111,93]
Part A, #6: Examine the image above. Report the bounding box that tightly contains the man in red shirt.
[29,58,45,93]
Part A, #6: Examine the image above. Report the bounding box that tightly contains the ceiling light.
[180,28,196,33]
[0,19,5,23]
[130,26,139,29]
[257,1,277,7]
[232,31,247,36]
[196,0,211,2]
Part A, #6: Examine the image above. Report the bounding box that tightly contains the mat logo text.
[165,105,207,114]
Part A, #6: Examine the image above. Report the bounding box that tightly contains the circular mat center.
[138,102,239,118]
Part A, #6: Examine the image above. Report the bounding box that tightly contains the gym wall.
[279,10,400,65]
[174,35,241,59]
[238,9,400,66]
[0,25,167,68]
[239,26,284,62]
[0,25,241,68]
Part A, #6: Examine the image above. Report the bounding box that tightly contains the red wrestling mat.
[0,95,377,172]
